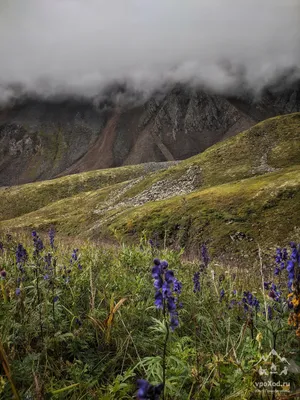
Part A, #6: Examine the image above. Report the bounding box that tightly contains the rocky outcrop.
[0,84,300,186]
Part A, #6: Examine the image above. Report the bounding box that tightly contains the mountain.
[1,113,299,259]
[1,84,300,186]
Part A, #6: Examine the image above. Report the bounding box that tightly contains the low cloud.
[0,0,299,103]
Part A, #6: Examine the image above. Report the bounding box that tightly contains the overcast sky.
[0,0,299,103]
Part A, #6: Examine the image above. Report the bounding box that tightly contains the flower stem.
[35,266,43,340]
[162,299,169,400]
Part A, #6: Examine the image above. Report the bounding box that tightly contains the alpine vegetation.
[0,231,300,399]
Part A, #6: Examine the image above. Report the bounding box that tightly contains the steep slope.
[0,113,299,258]
[1,84,300,186]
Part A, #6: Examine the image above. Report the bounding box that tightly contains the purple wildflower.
[201,244,209,267]
[32,231,44,256]
[152,259,182,331]
[264,282,271,290]
[71,249,78,262]
[137,379,163,400]
[287,260,295,292]
[193,272,200,293]
[242,291,259,311]
[16,244,28,265]
[44,253,52,269]
[49,227,55,249]
[0,270,7,279]
[220,289,225,302]
[15,288,21,296]
[268,283,281,301]
[286,243,300,291]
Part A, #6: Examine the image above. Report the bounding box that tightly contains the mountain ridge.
[1,84,299,187]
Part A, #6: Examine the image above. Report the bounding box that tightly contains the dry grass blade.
[0,339,20,400]
[104,297,127,343]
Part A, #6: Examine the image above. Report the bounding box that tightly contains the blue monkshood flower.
[137,379,164,400]
[276,247,288,263]
[268,283,281,301]
[43,274,49,280]
[154,291,163,309]
[167,296,176,313]
[152,265,162,280]
[78,263,83,270]
[32,231,44,256]
[165,270,174,283]
[0,242,3,252]
[242,291,260,311]
[0,270,7,279]
[152,259,182,330]
[15,288,21,296]
[287,259,295,292]
[53,296,59,303]
[71,249,78,262]
[154,277,163,290]
[162,281,172,298]
[49,227,55,249]
[220,289,225,302]
[288,300,294,309]
[274,247,289,275]
[268,306,273,320]
[232,289,237,296]
[170,313,179,330]
[290,242,300,264]
[274,267,280,276]
[44,253,52,269]
[149,238,159,248]
[75,318,82,326]
[201,244,209,267]
[193,272,200,293]
[264,282,271,290]
[160,260,168,270]
[16,244,28,264]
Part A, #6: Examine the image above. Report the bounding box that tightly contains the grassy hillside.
[1,113,299,257]
[0,162,175,221]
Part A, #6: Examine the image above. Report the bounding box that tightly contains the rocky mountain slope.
[1,113,299,259]
[1,84,300,186]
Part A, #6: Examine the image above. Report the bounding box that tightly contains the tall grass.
[0,231,299,399]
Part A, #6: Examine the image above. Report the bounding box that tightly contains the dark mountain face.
[0,84,300,187]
